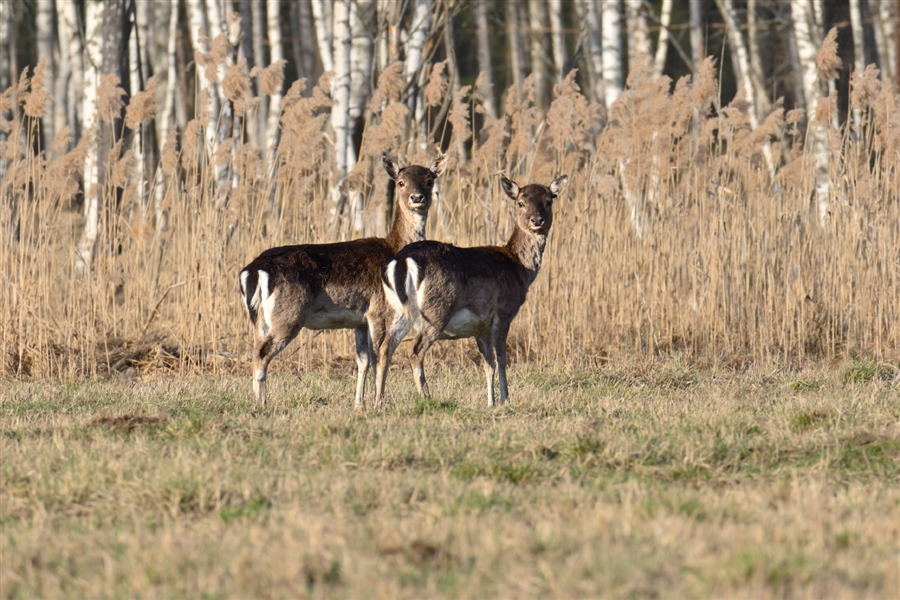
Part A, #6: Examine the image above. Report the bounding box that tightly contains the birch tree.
[76,0,105,273]
[872,1,896,82]
[625,0,651,73]
[791,0,831,226]
[265,0,285,147]
[36,0,56,147]
[602,0,623,111]
[331,0,352,228]
[405,0,434,133]
[506,0,526,94]
[849,0,865,127]
[251,0,266,143]
[349,0,374,234]
[548,0,568,81]
[311,0,334,72]
[528,0,551,109]
[578,0,604,107]
[474,0,497,118]
[653,0,673,78]
[689,0,704,71]
[56,0,82,141]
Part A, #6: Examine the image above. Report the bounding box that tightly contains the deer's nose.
[530,216,545,227]
[409,193,425,204]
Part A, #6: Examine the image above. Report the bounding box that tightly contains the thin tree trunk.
[349,0,373,234]
[77,0,128,273]
[602,0,623,110]
[791,0,830,226]
[295,0,319,77]
[265,0,285,149]
[625,0,651,73]
[57,0,82,141]
[579,0,604,107]
[129,2,147,214]
[548,0,567,82]
[0,0,11,189]
[36,0,57,147]
[653,0,673,77]
[251,0,266,144]
[872,0,896,82]
[331,0,352,231]
[506,0,526,94]
[849,0,865,128]
[405,0,434,136]
[474,0,497,118]
[689,0,704,70]
[747,0,769,116]
[311,0,334,72]
[528,0,551,109]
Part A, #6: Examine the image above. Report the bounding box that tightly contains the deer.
[368,174,568,407]
[239,153,447,406]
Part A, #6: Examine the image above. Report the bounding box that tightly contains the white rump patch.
[405,258,424,329]
[240,270,249,296]
[383,260,404,315]
[254,271,272,336]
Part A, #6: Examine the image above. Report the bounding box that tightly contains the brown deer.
[368,174,568,407]
[240,154,447,405]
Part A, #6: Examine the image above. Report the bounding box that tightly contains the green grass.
[1,365,898,598]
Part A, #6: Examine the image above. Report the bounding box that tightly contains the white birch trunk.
[849,0,865,128]
[689,0,704,70]
[252,0,266,144]
[405,0,434,133]
[76,0,105,274]
[36,0,56,146]
[349,0,373,234]
[580,0,604,106]
[474,0,497,118]
[872,1,895,82]
[129,3,148,214]
[57,0,83,140]
[506,0,526,94]
[311,0,334,72]
[0,0,10,189]
[265,0,285,148]
[548,0,566,82]
[653,0,673,77]
[602,0,623,110]
[528,0,550,108]
[791,0,830,226]
[747,0,768,116]
[625,0,651,73]
[331,0,352,229]
[155,0,179,231]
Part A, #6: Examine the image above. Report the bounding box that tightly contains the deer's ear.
[382,154,400,180]
[430,154,448,176]
[549,175,569,197]
[501,176,519,200]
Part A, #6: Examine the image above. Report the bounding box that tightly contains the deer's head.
[383,154,447,215]
[501,175,568,235]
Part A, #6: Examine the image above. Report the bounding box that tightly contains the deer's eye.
[397,180,405,187]
[517,201,525,208]
[426,178,433,187]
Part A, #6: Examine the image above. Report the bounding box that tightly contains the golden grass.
[1,368,898,597]
[0,57,898,381]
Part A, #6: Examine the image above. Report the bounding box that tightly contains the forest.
[1,0,898,378]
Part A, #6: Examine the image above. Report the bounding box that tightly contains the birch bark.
[548,0,567,82]
[653,0,673,77]
[579,0,604,106]
[689,0,704,70]
[265,0,285,148]
[625,0,651,73]
[36,0,57,146]
[311,0,334,72]
[528,0,551,109]
[331,0,352,228]
[506,1,526,94]
[602,0,623,110]
[475,0,497,118]
[849,0,865,127]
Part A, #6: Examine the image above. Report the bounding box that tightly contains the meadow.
[1,365,899,598]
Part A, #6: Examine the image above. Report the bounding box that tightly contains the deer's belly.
[442,309,489,339]
[305,308,366,330]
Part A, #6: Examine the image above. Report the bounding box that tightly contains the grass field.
[2,362,898,598]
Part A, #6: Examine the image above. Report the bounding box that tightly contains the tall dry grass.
[1,47,898,381]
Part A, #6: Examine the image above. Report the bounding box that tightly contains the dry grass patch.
[1,367,898,597]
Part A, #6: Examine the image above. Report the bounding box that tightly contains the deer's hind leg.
[475,334,497,407]
[253,329,299,406]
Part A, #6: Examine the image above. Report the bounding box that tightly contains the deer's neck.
[506,227,547,286]
[386,209,427,252]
